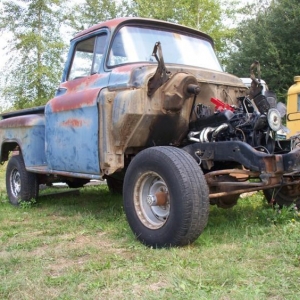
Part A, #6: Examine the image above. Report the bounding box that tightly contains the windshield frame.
[106,24,223,72]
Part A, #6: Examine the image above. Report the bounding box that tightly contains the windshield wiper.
[147,42,171,97]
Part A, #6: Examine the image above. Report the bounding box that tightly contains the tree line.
[0,0,298,109]
[226,0,300,102]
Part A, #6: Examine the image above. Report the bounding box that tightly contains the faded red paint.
[61,119,89,127]
[49,86,100,113]
[0,114,44,128]
[74,18,129,39]
[60,74,105,92]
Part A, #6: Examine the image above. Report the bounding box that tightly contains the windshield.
[108,26,223,71]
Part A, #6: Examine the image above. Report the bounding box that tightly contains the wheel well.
[1,142,20,162]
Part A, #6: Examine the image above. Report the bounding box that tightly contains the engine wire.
[235,128,246,142]
[253,145,270,154]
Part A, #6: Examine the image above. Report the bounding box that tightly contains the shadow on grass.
[21,185,297,248]
[37,184,123,218]
[196,192,300,247]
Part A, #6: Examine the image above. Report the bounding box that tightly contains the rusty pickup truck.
[1,18,300,248]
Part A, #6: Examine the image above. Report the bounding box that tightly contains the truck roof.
[73,17,214,46]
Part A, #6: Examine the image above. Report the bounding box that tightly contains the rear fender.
[0,114,46,167]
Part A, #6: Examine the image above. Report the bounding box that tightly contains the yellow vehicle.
[286,76,300,138]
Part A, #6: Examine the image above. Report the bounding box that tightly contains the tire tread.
[123,146,209,247]
[6,155,39,205]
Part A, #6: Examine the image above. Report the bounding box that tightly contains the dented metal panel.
[0,17,260,182]
[107,64,149,90]
[0,114,46,167]
[96,61,247,174]
[45,74,110,174]
[53,18,248,175]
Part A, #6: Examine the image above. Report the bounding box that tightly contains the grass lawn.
[0,165,300,299]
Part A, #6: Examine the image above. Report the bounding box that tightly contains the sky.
[0,32,10,68]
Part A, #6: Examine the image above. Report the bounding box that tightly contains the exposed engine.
[186,87,287,209]
[188,91,283,155]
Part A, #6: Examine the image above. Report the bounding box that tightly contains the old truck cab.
[1,18,300,248]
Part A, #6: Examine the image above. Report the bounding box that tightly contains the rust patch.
[73,18,129,39]
[155,191,168,206]
[61,119,89,127]
[59,74,104,92]
[49,89,99,113]
[0,114,44,128]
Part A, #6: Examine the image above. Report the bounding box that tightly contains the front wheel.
[6,155,39,206]
[123,146,209,248]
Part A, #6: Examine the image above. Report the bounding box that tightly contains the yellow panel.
[286,76,300,138]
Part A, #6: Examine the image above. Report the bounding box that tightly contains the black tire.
[209,175,240,209]
[6,155,39,206]
[106,176,123,195]
[123,146,209,248]
[263,187,300,208]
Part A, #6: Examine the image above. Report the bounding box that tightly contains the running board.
[26,166,102,180]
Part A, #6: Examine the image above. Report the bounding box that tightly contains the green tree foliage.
[130,0,238,63]
[72,0,238,65]
[226,0,300,101]
[0,0,68,109]
[0,0,240,110]
[71,0,131,31]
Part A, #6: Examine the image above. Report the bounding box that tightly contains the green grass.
[1,165,300,299]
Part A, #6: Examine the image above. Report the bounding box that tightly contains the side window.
[108,31,129,66]
[68,33,107,81]
[91,34,107,74]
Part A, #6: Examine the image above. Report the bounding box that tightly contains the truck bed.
[1,106,45,119]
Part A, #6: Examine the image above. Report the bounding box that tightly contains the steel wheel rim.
[10,168,21,199]
[134,171,170,229]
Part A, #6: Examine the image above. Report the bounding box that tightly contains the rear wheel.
[6,155,39,206]
[263,187,300,208]
[106,176,123,195]
[123,146,209,248]
[209,175,240,209]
